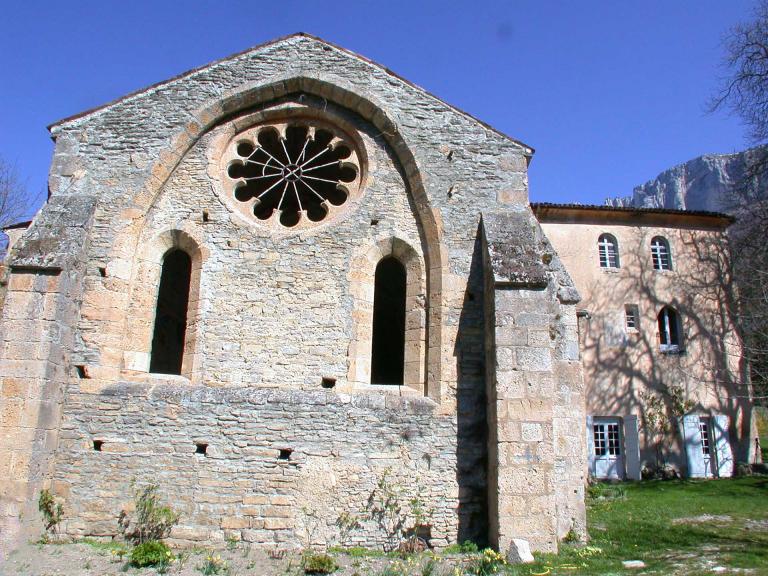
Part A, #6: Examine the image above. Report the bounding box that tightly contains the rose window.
[223,122,362,228]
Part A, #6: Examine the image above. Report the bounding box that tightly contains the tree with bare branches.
[0,157,29,229]
[710,1,768,404]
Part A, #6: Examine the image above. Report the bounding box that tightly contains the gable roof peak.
[47,33,534,154]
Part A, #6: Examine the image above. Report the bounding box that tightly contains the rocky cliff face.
[607,147,768,212]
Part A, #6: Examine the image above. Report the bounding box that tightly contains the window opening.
[278,448,293,460]
[371,257,407,385]
[195,443,208,455]
[625,304,639,331]
[651,237,672,271]
[593,424,606,456]
[658,306,681,352]
[593,423,621,457]
[226,123,361,228]
[598,234,620,268]
[149,249,192,375]
[93,440,103,452]
[699,420,711,456]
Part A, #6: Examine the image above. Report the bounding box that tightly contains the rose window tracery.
[223,122,362,229]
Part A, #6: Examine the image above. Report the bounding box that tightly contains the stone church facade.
[0,34,753,558]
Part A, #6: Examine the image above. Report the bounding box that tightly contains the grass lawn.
[513,477,768,576]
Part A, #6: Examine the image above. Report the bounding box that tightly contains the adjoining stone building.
[533,203,756,480]
[0,34,755,558]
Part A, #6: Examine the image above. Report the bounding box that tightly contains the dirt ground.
[0,541,472,576]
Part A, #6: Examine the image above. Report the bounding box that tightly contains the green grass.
[514,477,768,575]
[80,538,129,554]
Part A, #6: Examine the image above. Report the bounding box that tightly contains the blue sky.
[0,1,757,215]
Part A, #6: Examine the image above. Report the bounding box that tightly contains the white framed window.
[625,304,639,331]
[651,236,672,271]
[657,306,681,352]
[598,234,620,269]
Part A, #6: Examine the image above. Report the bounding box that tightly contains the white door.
[682,415,716,478]
[592,418,624,479]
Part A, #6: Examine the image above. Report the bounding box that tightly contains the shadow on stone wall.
[454,227,489,546]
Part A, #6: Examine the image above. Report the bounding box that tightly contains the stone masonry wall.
[482,211,586,554]
[53,384,458,550]
[0,34,583,554]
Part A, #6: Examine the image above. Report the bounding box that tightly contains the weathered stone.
[507,538,535,564]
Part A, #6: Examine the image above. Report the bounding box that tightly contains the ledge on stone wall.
[10,195,97,270]
[481,210,549,288]
[481,210,581,305]
[100,379,439,414]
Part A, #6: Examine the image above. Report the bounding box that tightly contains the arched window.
[657,306,681,352]
[651,236,672,271]
[149,249,192,374]
[371,256,407,385]
[598,234,620,269]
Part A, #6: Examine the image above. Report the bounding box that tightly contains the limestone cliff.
[607,147,768,212]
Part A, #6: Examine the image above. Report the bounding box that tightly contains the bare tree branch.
[707,2,768,404]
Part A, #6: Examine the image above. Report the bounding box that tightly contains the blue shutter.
[682,415,706,478]
[712,415,734,478]
[624,415,641,480]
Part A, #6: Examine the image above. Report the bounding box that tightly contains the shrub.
[120,483,179,544]
[302,552,338,574]
[640,464,680,481]
[38,489,64,536]
[130,540,173,568]
[587,482,627,500]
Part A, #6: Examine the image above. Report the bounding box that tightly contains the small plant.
[111,546,129,563]
[120,483,179,544]
[335,511,362,546]
[225,534,239,550]
[198,553,229,575]
[562,528,579,543]
[38,489,64,535]
[468,548,507,576]
[130,540,174,569]
[302,551,338,574]
[421,557,438,576]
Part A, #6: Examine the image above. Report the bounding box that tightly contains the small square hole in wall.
[202,210,210,223]
[321,376,336,389]
[278,448,293,461]
[75,365,90,379]
[93,440,103,452]
[195,443,208,455]
[98,267,107,278]
[370,219,380,226]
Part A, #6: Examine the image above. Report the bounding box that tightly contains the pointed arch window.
[598,234,620,269]
[371,256,407,385]
[149,249,192,374]
[651,236,672,271]
[657,306,681,353]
